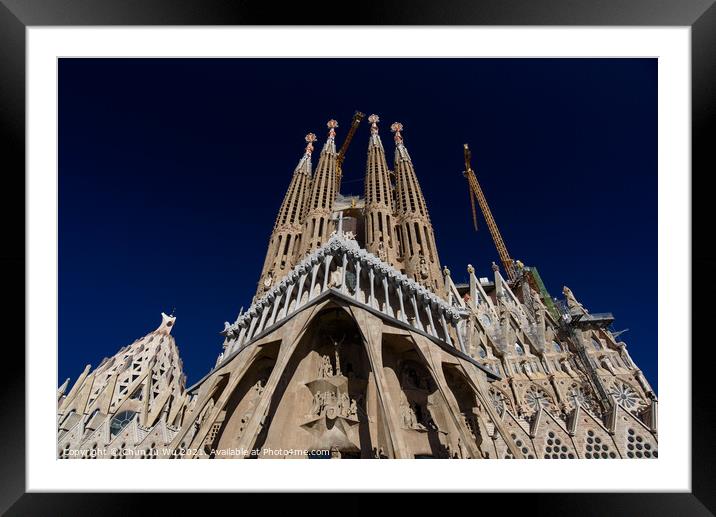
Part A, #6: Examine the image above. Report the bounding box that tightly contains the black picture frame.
[1,1,712,513]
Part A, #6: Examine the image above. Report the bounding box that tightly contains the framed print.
[1,0,713,513]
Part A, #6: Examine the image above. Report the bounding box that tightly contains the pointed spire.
[368,114,383,147]
[156,312,176,335]
[327,119,338,140]
[322,119,338,154]
[391,122,403,144]
[392,122,444,293]
[391,121,411,162]
[299,119,340,256]
[304,132,317,156]
[363,113,397,264]
[256,132,316,295]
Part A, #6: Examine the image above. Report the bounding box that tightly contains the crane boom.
[463,143,517,282]
[336,111,365,188]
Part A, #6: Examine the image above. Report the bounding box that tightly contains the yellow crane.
[336,111,365,188]
[463,143,518,282]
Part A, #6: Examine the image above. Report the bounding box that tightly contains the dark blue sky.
[59,58,657,391]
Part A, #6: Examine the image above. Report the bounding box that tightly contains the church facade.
[57,115,657,459]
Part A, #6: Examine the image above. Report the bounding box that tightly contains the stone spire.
[363,114,398,266]
[57,313,190,458]
[256,133,315,296]
[298,120,340,257]
[392,122,444,293]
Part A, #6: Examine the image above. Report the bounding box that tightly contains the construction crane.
[336,111,365,188]
[463,143,518,282]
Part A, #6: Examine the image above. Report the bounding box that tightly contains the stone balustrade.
[216,232,469,366]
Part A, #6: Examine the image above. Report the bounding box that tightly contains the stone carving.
[263,272,273,288]
[377,241,387,262]
[318,354,334,378]
[563,285,587,315]
[308,389,357,420]
[224,232,465,343]
[419,255,429,279]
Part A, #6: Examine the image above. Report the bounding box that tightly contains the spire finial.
[304,133,317,155]
[368,114,380,134]
[327,119,338,140]
[391,122,404,144]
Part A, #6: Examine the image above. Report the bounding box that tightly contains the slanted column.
[322,254,334,290]
[425,301,438,337]
[255,304,270,335]
[236,324,248,348]
[246,314,259,342]
[282,284,295,316]
[410,292,424,331]
[295,273,307,309]
[455,319,468,354]
[309,261,319,300]
[368,267,376,309]
[396,283,407,322]
[268,293,283,326]
[340,253,348,293]
[354,260,362,301]
[439,311,453,347]
[382,275,392,317]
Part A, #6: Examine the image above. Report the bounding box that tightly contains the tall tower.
[363,114,398,266]
[57,313,192,458]
[299,120,340,257]
[257,133,315,296]
[392,122,444,293]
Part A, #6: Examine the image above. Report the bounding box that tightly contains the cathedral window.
[524,386,552,412]
[477,345,487,359]
[514,342,525,356]
[552,341,562,353]
[544,431,575,459]
[609,382,642,410]
[584,430,615,459]
[109,410,136,438]
[626,428,657,458]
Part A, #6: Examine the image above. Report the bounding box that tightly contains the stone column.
[340,252,348,293]
[458,357,524,459]
[309,262,319,301]
[268,293,283,327]
[439,311,453,347]
[354,260,362,302]
[396,283,407,323]
[294,273,307,310]
[322,254,333,291]
[409,333,482,459]
[425,302,438,337]
[255,304,270,335]
[410,293,424,331]
[382,275,392,317]
[282,284,295,317]
[368,267,376,309]
[351,307,411,458]
[234,302,329,454]
[246,314,259,342]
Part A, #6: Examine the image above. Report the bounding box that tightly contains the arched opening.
[251,306,374,458]
[381,334,450,458]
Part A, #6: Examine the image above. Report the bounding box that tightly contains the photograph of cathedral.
[56,59,657,460]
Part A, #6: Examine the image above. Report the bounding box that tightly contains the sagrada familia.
[57,114,658,459]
